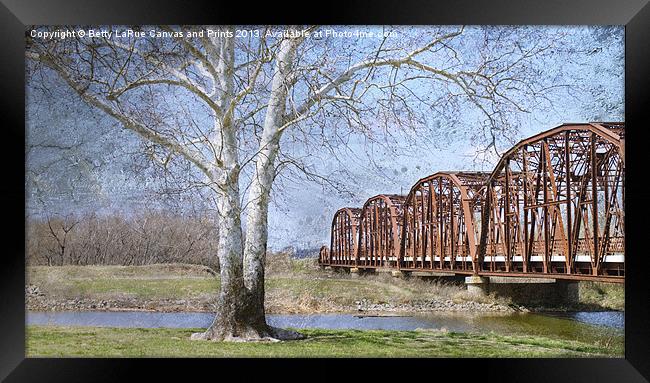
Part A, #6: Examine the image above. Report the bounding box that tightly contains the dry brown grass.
[27,253,513,313]
[262,254,509,312]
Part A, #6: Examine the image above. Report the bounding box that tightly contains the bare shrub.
[26,211,219,270]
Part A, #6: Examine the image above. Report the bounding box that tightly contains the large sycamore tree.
[26,25,603,341]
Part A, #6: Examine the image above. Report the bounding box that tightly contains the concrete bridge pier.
[391,270,411,278]
[411,271,466,284]
[465,275,490,296]
[464,275,581,306]
[554,279,580,305]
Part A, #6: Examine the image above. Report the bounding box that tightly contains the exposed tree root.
[190,325,304,342]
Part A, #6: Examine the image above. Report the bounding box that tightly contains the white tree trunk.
[193,36,305,341]
[194,126,275,340]
[191,32,274,339]
[244,38,298,311]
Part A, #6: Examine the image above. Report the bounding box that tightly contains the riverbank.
[26,258,624,314]
[26,261,518,314]
[26,326,622,357]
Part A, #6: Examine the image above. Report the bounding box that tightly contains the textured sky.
[25,25,624,251]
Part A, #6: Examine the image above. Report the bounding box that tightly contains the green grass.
[28,264,219,301]
[26,326,622,358]
[66,278,218,300]
[28,263,216,280]
[579,282,625,310]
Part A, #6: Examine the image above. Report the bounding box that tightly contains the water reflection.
[538,311,624,329]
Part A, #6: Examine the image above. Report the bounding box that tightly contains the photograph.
[22,24,627,358]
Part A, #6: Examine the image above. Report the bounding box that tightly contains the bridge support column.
[411,271,465,283]
[391,270,410,278]
[350,267,360,278]
[465,275,490,296]
[556,280,580,305]
[485,277,580,306]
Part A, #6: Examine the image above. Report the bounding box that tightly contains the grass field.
[27,259,495,313]
[26,326,622,358]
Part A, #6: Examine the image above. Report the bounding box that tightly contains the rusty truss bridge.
[319,122,625,283]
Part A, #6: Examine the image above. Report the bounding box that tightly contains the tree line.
[26,211,219,270]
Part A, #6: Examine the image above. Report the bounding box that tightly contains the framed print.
[1,0,649,381]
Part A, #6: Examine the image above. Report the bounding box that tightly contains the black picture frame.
[1,0,648,381]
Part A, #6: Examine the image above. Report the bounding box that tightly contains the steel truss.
[322,123,625,283]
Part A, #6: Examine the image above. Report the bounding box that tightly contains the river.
[27,310,623,344]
